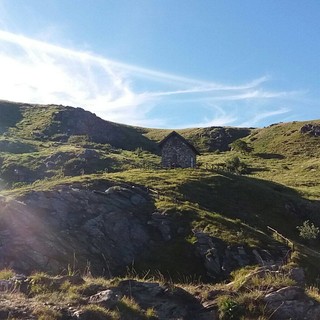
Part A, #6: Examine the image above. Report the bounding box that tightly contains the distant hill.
[0,100,158,152]
[0,100,252,153]
[247,121,320,158]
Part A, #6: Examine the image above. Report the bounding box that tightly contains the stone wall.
[161,136,197,168]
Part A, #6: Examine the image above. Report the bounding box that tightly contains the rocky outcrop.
[42,106,157,151]
[193,232,290,280]
[147,211,174,241]
[102,279,206,319]
[264,286,320,319]
[0,184,153,275]
[199,267,316,320]
[300,123,320,137]
[195,127,251,152]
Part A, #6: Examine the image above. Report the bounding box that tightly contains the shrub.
[29,272,55,295]
[225,156,248,174]
[217,296,244,319]
[0,268,15,280]
[145,307,158,319]
[297,220,320,241]
[230,140,252,154]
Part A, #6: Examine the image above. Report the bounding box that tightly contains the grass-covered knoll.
[200,150,320,200]
[7,103,61,139]
[0,101,159,151]
[247,120,320,158]
[199,120,320,200]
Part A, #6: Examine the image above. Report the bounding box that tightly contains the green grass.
[32,306,62,320]
[1,106,320,284]
[247,120,320,158]
[78,305,120,320]
[2,269,161,320]
[0,268,15,279]
[107,168,305,239]
[7,104,61,139]
[215,268,297,319]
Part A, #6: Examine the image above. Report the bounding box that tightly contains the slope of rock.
[0,181,290,280]
[0,184,154,275]
[40,106,158,151]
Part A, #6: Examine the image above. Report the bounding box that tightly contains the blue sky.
[0,1,319,128]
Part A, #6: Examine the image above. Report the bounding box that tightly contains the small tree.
[230,140,252,154]
[225,156,248,174]
[297,220,320,241]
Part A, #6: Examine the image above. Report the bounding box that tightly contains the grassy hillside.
[247,120,320,158]
[0,100,251,153]
[1,100,320,285]
[0,101,158,152]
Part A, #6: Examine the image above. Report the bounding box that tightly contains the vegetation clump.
[224,156,248,174]
[230,139,253,154]
[297,220,320,241]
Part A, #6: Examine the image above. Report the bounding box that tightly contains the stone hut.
[159,131,200,168]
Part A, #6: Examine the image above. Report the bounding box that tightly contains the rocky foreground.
[0,265,319,319]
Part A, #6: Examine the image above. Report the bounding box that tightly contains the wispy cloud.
[0,30,149,124]
[239,107,290,127]
[0,29,301,127]
[178,105,238,128]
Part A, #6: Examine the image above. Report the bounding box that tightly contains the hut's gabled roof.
[158,131,200,155]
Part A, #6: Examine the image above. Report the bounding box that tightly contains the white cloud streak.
[178,105,238,128]
[0,29,299,127]
[239,107,290,127]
